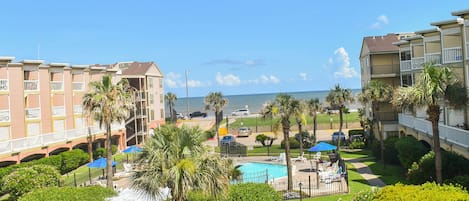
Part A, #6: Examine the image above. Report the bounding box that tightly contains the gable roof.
[362,34,400,53]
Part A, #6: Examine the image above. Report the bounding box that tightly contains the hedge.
[371,136,400,165]
[280,137,300,149]
[19,186,116,201]
[228,183,281,201]
[394,136,429,168]
[373,182,469,201]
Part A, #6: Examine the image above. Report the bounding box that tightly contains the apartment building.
[0,58,165,166]
[361,8,469,159]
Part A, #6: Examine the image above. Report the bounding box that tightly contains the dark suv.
[190,111,207,118]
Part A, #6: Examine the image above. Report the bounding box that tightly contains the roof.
[415,28,439,34]
[362,34,400,53]
[452,9,469,16]
[121,62,155,75]
[430,18,463,26]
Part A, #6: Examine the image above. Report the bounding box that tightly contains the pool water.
[237,162,287,183]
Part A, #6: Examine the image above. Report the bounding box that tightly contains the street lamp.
[330,116,333,129]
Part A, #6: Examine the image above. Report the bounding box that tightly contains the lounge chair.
[291,153,307,163]
[271,153,286,163]
[314,152,321,160]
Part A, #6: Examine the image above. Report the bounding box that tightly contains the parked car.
[221,135,236,145]
[331,131,346,142]
[232,109,250,116]
[237,127,252,137]
[189,111,207,118]
[176,113,187,120]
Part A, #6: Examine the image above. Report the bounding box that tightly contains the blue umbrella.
[122,145,143,153]
[87,157,117,169]
[308,142,337,152]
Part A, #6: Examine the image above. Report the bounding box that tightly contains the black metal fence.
[220,143,247,157]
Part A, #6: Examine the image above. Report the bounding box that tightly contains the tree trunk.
[313,115,317,144]
[87,127,93,163]
[106,125,113,188]
[375,103,385,167]
[298,122,303,155]
[216,110,220,146]
[338,108,343,150]
[428,104,442,184]
[282,119,293,191]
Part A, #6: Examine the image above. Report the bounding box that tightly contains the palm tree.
[392,63,466,184]
[306,98,322,144]
[165,92,178,123]
[204,92,228,146]
[326,84,354,150]
[360,80,393,165]
[83,75,135,188]
[294,101,307,154]
[132,125,229,201]
[261,94,301,192]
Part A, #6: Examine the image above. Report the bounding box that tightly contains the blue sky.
[0,1,466,97]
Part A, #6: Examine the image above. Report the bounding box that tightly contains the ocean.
[167,89,362,117]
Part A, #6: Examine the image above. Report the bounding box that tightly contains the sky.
[0,0,466,97]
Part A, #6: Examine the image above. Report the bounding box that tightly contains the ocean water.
[168,89,362,117]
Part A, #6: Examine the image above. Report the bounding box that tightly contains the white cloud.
[260,75,280,84]
[299,72,308,81]
[164,72,208,88]
[216,72,241,86]
[332,47,358,78]
[370,14,389,29]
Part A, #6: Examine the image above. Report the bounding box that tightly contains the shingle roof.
[121,62,154,75]
[363,34,400,53]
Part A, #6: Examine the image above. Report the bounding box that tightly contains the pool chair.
[314,152,321,160]
[291,153,307,163]
[270,153,286,162]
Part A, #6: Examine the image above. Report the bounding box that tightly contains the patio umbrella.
[87,157,117,183]
[122,145,143,153]
[308,142,337,152]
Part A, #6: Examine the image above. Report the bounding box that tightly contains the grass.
[362,159,407,185]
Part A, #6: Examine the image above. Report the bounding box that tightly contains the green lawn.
[362,159,407,185]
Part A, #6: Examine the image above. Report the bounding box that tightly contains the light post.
[330,116,333,129]
[299,182,303,201]
[255,114,258,133]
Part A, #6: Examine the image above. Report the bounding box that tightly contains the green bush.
[228,183,281,201]
[187,190,218,201]
[348,129,364,138]
[280,137,300,149]
[59,149,89,174]
[93,148,106,159]
[395,136,429,168]
[351,187,379,201]
[111,145,118,155]
[2,165,60,200]
[371,136,400,165]
[349,141,365,149]
[204,130,216,139]
[373,182,469,201]
[445,175,469,191]
[19,186,116,201]
[408,151,469,184]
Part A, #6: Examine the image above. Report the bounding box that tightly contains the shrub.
[373,182,469,201]
[59,149,89,174]
[371,136,400,165]
[187,190,218,201]
[395,136,429,168]
[351,187,379,201]
[2,165,60,200]
[445,175,469,191]
[408,151,469,184]
[111,145,118,155]
[204,130,216,139]
[348,129,364,138]
[294,131,313,148]
[19,186,116,201]
[228,183,281,201]
[349,141,365,149]
[280,137,300,149]
[93,148,106,159]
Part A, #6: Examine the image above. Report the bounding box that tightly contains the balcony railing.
[400,60,411,71]
[411,57,424,69]
[0,122,126,155]
[442,47,463,64]
[399,113,469,148]
[425,53,441,65]
[25,108,41,119]
[0,79,8,91]
[52,106,65,116]
[74,105,83,114]
[0,109,10,122]
[371,64,400,75]
[466,43,469,60]
[24,80,39,91]
[72,82,84,91]
[50,81,64,91]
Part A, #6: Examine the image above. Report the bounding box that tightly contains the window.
[401,51,411,61]
[160,109,164,119]
[159,79,163,88]
[149,94,154,104]
[160,94,163,103]
[402,74,413,87]
[149,77,153,89]
[151,110,155,120]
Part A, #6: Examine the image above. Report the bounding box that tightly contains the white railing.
[399,113,469,148]
[50,81,64,91]
[0,122,126,155]
[442,47,463,64]
[425,53,441,65]
[52,106,65,116]
[24,80,39,91]
[412,57,424,69]
[72,82,84,91]
[0,109,10,122]
[74,105,83,114]
[25,108,41,119]
[400,60,411,71]
[0,79,8,91]
[466,43,469,60]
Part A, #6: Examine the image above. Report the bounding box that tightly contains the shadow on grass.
[361,158,408,185]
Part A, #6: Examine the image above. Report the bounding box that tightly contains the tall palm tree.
[204,92,228,146]
[83,75,134,188]
[392,63,466,184]
[306,98,322,144]
[360,80,393,165]
[132,125,229,201]
[294,100,307,154]
[165,92,178,123]
[261,94,301,192]
[326,84,354,150]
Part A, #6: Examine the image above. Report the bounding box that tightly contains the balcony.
[400,60,411,71]
[411,57,424,69]
[0,109,10,122]
[24,80,39,91]
[50,81,64,91]
[466,43,469,60]
[72,82,84,91]
[74,105,83,114]
[425,53,441,65]
[25,108,41,119]
[399,113,469,148]
[52,106,65,116]
[0,79,8,91]
[371,64,400,77]
[442,47,463,64]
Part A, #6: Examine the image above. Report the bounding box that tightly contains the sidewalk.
[344,158,386,187]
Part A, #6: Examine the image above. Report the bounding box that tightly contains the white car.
[176,113,187,120]
[232,109,250,116]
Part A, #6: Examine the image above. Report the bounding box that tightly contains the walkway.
[345,158,385,187]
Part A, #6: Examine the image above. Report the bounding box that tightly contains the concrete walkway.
[345,158,386,187]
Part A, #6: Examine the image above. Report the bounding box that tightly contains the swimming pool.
[237,162,287,183]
